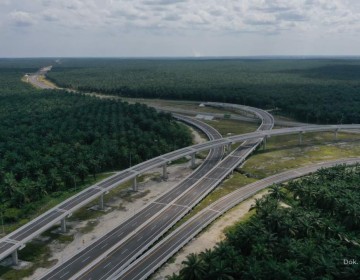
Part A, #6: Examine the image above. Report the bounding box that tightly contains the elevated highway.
[21,68,360,280]
[2,117,359,274]
[0,115,223,265]
[39,104,273,279]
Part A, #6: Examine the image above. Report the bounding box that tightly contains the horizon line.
[1,55,360,60]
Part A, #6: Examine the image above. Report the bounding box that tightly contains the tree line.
[46,58,360,124]
[0,64,192,223]
[169,164,360,279]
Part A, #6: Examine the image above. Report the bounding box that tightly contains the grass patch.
[3,172,115,235]
[79,220,100,234]
[42,225,74,243]
[124,190,151,202]
[244,132,360,179]
[69,173,153,221]
[169,157,189,165]
[170,172,257,231]
[0,240,57,280]
[204,119,258,137]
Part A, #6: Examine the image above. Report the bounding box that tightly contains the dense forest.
[46,58,360,124]
[0,60,192,223]
[169,164,360,280]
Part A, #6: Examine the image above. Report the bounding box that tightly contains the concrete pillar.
[99,193,104,210]
[334,129,338,141]
[298,132,303,145]
[191,153,196,169]
[11,250,18,266]
[263,137,267,150]
[227,143,232,154]
[163,164,168,180]
[133,176,138,192]
[61,218,67,233]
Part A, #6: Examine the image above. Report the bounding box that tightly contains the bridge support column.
[99,193,104,210]
[11,250,18,266]
[226,143,232,154]
[334,129,339,141]
[298,132,303,145]
[163,164,168,180]
[133,176,138,192]
[262,137,267,150]
[61,218,67,233]
[191,153,196,169]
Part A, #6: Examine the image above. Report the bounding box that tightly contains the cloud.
[42,13,59,22]
[277,12,307,22]
[1,0,360,57]
[9,11,35,27]
[142,0,187,5]
[163,14,181,21]
[1,0,357,35]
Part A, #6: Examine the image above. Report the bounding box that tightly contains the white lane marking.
[100,243,108,249]
[104,261,112,269]
[151,201,168,206]
[59,271,69,278]
[120,249,129,255]
[81,256,91,263]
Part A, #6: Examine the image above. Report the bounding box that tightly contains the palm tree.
[269,184,285,201]
[209,260,234,280]
[199,248,214,269]
[166,273,182,280]
[180,253,206,280]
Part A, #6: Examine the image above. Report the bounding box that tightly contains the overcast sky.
[1,0,360,57]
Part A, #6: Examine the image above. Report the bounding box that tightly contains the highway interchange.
[39,114,225,280]
[37,103,272,279]
[55,105,273,280]
[0,70,359,279]
[0,115,223,263]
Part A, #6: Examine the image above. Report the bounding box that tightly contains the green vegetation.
[0,60,192,231]
[170,165,360,280]
[204,119,258,137]
[46,58,360,124]
[0,237,58,280]
[171,173,257,229]
[244,132,360,178]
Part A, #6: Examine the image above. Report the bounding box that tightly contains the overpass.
[1,101,274,266]
[67,126,360,280]
[1,121,359,267]
[0,114,223,265]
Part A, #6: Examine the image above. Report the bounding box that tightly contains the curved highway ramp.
[39,105,274,279]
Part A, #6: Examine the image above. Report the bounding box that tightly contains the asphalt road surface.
[115,157,360,280]
[40,107,273,279]
[0,115,220,263]
[38,117,225,279]
[50,107,274,279]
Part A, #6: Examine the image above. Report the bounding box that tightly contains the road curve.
[36,116,224,279]
[0,115,221,263]
[27,66,57,90]
[115,157,360,280]
[67,105,273,279]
